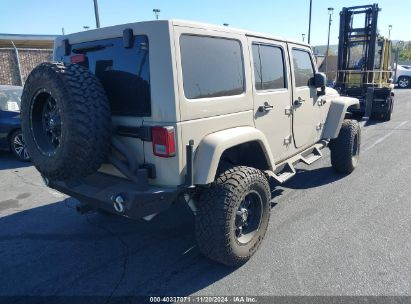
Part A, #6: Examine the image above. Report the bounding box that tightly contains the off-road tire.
[21,62,111,180]
[195,166,271,266]
[330,119,361,174]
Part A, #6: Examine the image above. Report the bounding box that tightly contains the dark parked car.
[0,85,30,161]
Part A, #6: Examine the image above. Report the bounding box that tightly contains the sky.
[0,0,409,46]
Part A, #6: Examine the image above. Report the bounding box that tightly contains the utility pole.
[302,33,306,42]
[308,0,312,44]
[93,0,101,28]
[388,25,392,40]
[325,7,334,74]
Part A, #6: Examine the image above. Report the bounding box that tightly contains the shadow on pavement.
[281,166,345,190]
[0,198,233,298]
[363,119,385,127]
[0,164,346,298]
[0,152,32,170]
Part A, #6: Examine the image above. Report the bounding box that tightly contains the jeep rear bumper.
[48,173,180,219]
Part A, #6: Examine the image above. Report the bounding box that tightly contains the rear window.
[180,35,245,99]
[56,36,151,117]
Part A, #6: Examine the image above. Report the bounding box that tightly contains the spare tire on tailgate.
[21,62,111,180]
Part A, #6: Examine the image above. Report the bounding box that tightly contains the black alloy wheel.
[235,190,264,244]
[30,91,62,156]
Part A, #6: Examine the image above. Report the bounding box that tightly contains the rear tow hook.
[112,195,125,213]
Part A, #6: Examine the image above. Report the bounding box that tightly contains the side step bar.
[300,146,323,165]
[265,142,327,184]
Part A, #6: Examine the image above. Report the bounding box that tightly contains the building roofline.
[0,33,59,41]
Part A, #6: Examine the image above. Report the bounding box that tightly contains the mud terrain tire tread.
[195,166,271,266]
[21,62,111,180]
[330,119,360,174]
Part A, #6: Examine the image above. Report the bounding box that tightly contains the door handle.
[294,97,305,107]
[318,99,327,106]
[258,102,274,113]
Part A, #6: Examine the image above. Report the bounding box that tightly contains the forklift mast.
[336,4,380,90]
[335,4,394,121]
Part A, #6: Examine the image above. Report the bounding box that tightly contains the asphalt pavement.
[0,89,410,299]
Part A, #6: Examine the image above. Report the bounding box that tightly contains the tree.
[399,42,411,62]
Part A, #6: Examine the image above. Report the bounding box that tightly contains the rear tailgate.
[54,22,183,187]
[55,36,150,177]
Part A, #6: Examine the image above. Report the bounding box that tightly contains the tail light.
[70,54,86,64]
[152,126,176,157]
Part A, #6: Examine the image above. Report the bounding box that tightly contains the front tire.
[330,120,361,174]
[195,166,271,266]
[10,130,30,162]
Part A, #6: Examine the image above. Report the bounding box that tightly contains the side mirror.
[314,72,326,96]
[314,72,326,88]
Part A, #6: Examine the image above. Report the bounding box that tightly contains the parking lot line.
[363,120,409,152]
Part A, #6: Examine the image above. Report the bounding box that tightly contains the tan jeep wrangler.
[21,20,360,266]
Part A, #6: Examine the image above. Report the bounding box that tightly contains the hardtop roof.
[55,19,310,49]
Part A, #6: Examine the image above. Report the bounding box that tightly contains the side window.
[180,35,245,99]
[292,49,315,87]
[252,43,286,90]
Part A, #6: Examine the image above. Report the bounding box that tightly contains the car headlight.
[6,101,20,112]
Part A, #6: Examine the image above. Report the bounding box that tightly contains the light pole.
[302,33,306,42]
[153,9,160,20]
[388,25,392,40]
[308,0,312,44]
[93,0,100,28]
[325,7,334,74]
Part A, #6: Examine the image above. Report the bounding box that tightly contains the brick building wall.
[0,49,20,86]
[0,48,52,86]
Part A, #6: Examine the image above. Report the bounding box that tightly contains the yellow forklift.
[335,4,394,121]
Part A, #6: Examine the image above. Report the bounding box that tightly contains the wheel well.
[398,75,411,82]
[216,141,270,175]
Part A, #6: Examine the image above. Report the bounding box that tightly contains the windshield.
[0,88,23,111]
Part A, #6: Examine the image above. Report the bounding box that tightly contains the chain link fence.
[0,48,53,86]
